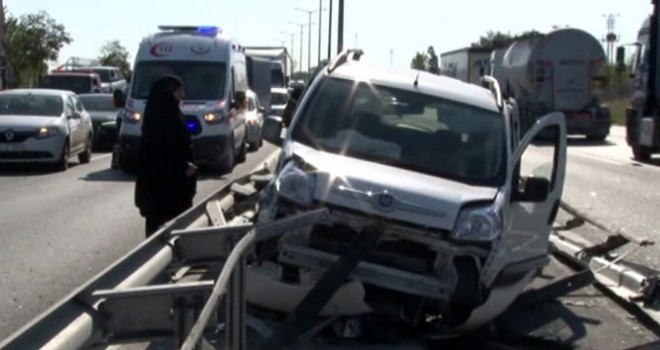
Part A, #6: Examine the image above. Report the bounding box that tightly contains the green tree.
[5,9,72,87]
[410,52,427,71]
[471,30,542,49]
[98,40,131,79]
[427,46,440,74]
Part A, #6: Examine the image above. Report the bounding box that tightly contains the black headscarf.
[142,74,183,127]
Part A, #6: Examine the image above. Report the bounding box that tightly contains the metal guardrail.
[0,151,281,350]
[179,208,329,350]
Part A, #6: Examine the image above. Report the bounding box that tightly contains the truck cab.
[626,10,659,161]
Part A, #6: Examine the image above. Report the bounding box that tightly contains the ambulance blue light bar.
[157,25,222,34]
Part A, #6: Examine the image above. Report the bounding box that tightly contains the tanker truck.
[502,27,612,140]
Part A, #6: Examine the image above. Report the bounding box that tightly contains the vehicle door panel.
[73,95,91,149]
[502,112,567,266]
[65,96,80,150]
[69,96,85,152]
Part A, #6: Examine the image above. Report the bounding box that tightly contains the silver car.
[0,89,94,171]
[245,90,265,150]
[78,93,121,149]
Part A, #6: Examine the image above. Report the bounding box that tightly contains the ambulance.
[115,25,249,172]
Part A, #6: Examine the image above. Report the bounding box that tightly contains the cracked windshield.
[0,1,659,350]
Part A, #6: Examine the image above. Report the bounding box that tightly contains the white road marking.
[567,151,629,166]
[91,154,112,162]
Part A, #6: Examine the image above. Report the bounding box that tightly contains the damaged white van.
[253,50,567,341]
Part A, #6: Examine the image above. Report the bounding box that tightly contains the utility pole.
[354,34,358,48]
[327,0,333,60]
[0,0,6,89]
[289,22,306,74]
[602,13,620,64]
[337,0,344,54]
[390,49,394,66]
[294,7,319,78]
[318,0,323,65]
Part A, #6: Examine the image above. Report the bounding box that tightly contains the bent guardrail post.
[180,208,329,350]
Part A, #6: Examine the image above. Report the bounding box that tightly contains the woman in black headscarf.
[134,75,198,237]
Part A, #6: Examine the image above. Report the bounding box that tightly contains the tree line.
[4,7,132,88]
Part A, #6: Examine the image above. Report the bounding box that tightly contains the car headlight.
[203,111,225,124]
[275,160,316,206]
[452,204,502,241]
[122,109,142,123]
[36,127,58,138]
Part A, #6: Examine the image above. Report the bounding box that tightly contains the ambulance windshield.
[131,61,226,101]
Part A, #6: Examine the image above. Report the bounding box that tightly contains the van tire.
[218,138,235,173]
[237,136,247,163]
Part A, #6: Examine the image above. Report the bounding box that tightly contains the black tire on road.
[237,135,247,163]
[57,142,70,172]
[78,136,92,164]
[218,137,236,174]
[633,144,652,162]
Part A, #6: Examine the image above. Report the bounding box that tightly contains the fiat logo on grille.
[5,129,14,142]
[377,192,395,208]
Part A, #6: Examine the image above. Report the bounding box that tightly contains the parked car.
[270,87,289,116]
[245,90,265,150]
[78,93,122,150]
[0,89,94,171]
[39,73,103,95]
[257,50,568,339]
[70,66,127,93]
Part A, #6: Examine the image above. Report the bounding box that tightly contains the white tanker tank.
[501,27,612,140]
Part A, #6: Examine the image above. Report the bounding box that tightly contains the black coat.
[134,94,196,219]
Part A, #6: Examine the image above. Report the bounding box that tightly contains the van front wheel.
[218,137,235,174]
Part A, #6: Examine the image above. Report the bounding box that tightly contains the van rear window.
[131,61,226,100]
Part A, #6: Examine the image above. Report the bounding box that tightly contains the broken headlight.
[275,160,316,206]
[452,204,502,241]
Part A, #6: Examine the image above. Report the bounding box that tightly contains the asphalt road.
[0,143,277,340]
[526,126,660,271]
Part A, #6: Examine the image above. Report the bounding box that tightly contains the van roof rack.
[327,49,364,74]
[480,75,504,110]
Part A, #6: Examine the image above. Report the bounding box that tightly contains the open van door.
[487,112,567,286]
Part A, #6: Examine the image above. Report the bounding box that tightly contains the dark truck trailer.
[246,55,273,113]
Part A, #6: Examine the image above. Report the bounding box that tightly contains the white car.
[256,50,567,339]
[0,89,94,171]
[245,90,265,150]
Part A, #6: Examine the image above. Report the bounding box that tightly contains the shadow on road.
[0,162,84,176]
[79,165,230,182]
[79,168,135,182]
[566,137,617,147]
[630,156,660,168]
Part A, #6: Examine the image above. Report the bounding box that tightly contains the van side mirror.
[113,90,126,108]
[516,176,550,202]
[262,115,284,146]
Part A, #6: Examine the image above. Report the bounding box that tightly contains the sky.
[4,0,655,72]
